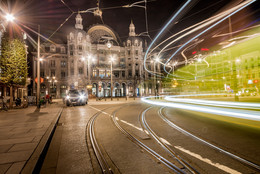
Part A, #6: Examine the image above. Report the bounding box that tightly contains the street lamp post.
[37,25,41,107]
[48,76,56,97]
[150,60,156,96]
[154,57,160,97]
[106,41,114,100]
[46,76,50,95]
[110,56,115,101]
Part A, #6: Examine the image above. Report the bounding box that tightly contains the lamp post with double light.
[81,54,93,83]
[155,57,160,96]
[48,76,57,97]
[109,55,115,101]
[106,41,114,100]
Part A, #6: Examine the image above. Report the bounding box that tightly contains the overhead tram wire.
[46,12,75,42]
[156,0,254,78]
[144,0,198,78]
[144,0,256,79]
[154,5,244,72]
[43,0,76,43]
[60,0,74,13]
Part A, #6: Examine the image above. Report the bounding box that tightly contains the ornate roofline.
[87,24,121,44]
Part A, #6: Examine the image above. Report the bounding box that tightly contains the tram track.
[87,103,260,173]
[87,107,119,174]
[140,107,199,174]
[158,107,260,172]
[112,105,187,174]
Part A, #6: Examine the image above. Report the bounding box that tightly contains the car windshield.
[69,90,79,95]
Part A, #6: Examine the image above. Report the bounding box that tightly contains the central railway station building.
[33,14,160,98]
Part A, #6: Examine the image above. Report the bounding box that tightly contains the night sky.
[1,0,260,50]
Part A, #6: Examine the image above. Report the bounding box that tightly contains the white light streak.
[164,96,260,110]
[163,0,256,75]
[141,96,260,121]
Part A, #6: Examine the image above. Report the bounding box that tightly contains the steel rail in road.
[141,107,199,174]
[112,106,185,174]
[88,110,113,174]
[158,107,260,172]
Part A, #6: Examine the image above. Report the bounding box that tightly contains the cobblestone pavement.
[0,100,63,174]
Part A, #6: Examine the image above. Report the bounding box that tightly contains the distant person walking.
[46,94,50,104]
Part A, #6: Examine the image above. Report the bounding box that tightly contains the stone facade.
[33,14,159,98]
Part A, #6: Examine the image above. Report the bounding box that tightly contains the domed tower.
[124,20,144,96]
[129,20,136,37]
[67,13,92,90]
[75,13,83,30]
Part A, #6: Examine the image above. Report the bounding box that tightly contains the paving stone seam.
[20,107,63,174]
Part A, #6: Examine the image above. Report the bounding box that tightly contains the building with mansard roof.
[32,14,160,98]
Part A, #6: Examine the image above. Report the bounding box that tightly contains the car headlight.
[80,95,84,99]
[66,96,70,99]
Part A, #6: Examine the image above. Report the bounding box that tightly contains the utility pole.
[37,25,41,107]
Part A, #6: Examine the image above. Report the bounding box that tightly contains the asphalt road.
[39,100,260,174]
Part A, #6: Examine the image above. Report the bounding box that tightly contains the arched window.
[61,46,65,53]
[127,40,131,46]
[135,40,138,46]
[70,33,74,40]
[50,45,56,52]
[78,32,83,42]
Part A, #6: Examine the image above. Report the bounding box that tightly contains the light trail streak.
[144,0,194,77]
[18,22,56,45]
[147,2,233,57]
[141,96,260,121]
[163,0,256,75]
[144,0,249,78]
[181,40,203,65]
[164,96,260,110]
[212,24,260,38]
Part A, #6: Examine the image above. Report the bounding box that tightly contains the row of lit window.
[40,71,66,78]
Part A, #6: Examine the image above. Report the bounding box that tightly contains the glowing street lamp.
[81,56,86,61]
[106,41,112,49]
[5,14,15,22]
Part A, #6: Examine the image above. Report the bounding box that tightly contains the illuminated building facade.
[33,14,159,98]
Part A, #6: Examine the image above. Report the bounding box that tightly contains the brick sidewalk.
[0,101,63,174]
